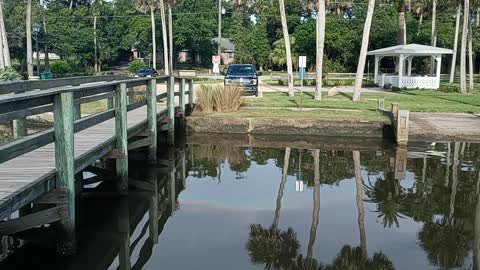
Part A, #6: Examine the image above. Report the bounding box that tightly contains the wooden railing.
[0,76,194,243]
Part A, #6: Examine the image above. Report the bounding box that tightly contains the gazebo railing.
[378,74,439,89]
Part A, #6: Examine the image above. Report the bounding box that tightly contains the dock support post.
[53,91,76,255]
[188,79,194,111]
[147,79,157,162]
[12,119,27,139]
[179,78,186,115]
[168,148,176,212]
[148,167,159,244]
[167,76,175,146]
[118,199,131,270]
[115,83,129,195]
[396,110,410,146]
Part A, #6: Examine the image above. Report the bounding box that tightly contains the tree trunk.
[94,16,99,72]
[430,0,437,75]
[278,0,294,97]
[168,4,173,74]
[445,142,451,187]
[469,14,474,90]
[417,10,423,36]
[353,0,376,101]
[159,0,169,75]
[449,142,460,223]
[353,151,367,257]
[26,0,33,78]
[460,0,469,94]
[217,0,222,59]
[274,147,290,228]
[315,0,326,101]
[42,3,49,72]
[150,8,157,71]
[473,169,480,270]
[398,2,407,45]
[0,29,4,69]
[307,150,321,258]
[0,0,10,68]
[450,4,461,83]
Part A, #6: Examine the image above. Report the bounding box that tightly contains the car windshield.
[138,68,147,72]
[227,65,255,75]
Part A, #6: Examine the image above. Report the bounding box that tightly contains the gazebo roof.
[367,44,453,56]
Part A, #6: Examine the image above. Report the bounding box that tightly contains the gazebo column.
[374,56,382,83]
[398,54,404,88]
[435,55,442,89]
[407,56,413,76]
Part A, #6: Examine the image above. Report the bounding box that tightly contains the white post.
[398,54,404,88]
[374,55,380,83]
[436,55,442,89]
[407,56,413,76]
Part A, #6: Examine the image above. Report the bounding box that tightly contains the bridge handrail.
[0,76,194,165]
[0,75,132,95]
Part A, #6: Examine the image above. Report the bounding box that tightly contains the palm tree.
[26,0,33,78]
[159,0,169,74]
[468,12,474,91]
[460,0,469,94]
[0,0,11,68]
[315,0,326,101]
[93,0,101,72]
[307,150,321,258]
[397,1,407,45]
[430,0,437,74]
[134,0,162,71]
[246,148,299,270]
[353,0,376,101]
[166,0,179,74]
[353,151,367,255]
[278,0,295,97]
[450,3,461,83]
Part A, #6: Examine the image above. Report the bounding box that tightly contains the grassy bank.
[244,91,480,113]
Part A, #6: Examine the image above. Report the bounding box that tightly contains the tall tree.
[93,0,101,72]
[430,0,437,74]
[450,3,461,83]
[278,0,295,97]
[468,11,474,90]
[274,147,291,228]
[134,0,162,71]
[460,0,469,94]
[397,1,407,45]
[159,0,169,74]
[353,151,367,255]
[353,0,376,101]
[315,0,326,101]
[0,0,11,68]
[307,149,321,258]
[26,0,33,78]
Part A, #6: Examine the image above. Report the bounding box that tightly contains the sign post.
[212,55,221,74]
[299,56,307,111]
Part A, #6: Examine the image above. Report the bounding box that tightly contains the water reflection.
[0,138,479,270]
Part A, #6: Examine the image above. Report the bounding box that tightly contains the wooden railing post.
[115,83,129,194]
[188,79,194,109]
[167,76,175,145]
[13,91,27,139]
[179,78,186,114]
[53,91,76,255]
[147,79,157,162]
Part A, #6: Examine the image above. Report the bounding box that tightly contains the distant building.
[211,38,235,65]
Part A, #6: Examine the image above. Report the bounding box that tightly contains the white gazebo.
[367,44,453,89]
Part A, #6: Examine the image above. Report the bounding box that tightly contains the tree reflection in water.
[187,142,480,270]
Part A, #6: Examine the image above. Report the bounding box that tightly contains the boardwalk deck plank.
[0,104,167,216]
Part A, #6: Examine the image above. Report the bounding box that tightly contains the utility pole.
[217,0,222,59]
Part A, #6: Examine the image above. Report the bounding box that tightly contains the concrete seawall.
[186,117,389,138]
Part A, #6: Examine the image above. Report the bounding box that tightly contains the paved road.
[409,113,480,142]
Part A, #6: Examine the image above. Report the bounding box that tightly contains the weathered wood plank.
[0,204,68,235]
[147,79,157,161]
[115,83,129,194]
[53,91,76,249]
[33,188,69,204]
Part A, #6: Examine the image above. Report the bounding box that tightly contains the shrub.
[392,86,401,91]
[128,60,146,74]
[439,83,460,93]
[383,84,392,89]
[0,68,22,82]
[51,60,71,75]
[278,79,285,86]
[195,85,243,113]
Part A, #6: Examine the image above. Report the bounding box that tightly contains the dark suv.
[224,64,261,95]
[136,68,158,78]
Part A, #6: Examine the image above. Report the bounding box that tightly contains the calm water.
[1,137,480,270]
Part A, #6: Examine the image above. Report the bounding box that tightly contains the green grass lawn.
[244,90,480,113]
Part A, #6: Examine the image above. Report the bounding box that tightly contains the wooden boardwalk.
[0,104,167,219]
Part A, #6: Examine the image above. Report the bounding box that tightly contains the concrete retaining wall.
[186,117,387,138]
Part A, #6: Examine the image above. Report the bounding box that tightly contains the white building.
[367,44,453,89]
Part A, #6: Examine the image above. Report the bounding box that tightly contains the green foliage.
[50,61,71,75]
[439,83,460,93]
[0,68,22,81]
[128,60,146,74]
